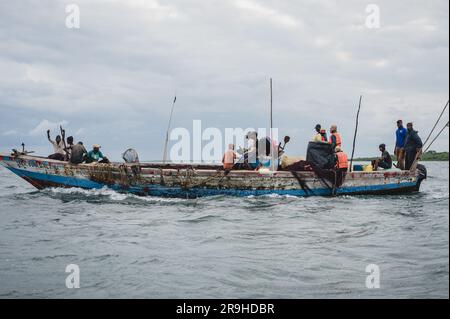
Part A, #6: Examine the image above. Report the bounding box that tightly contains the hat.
[320,129,326,134]
[93,144,101,149]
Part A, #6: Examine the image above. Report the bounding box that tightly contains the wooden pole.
[163,93,177,164]
[349,95,363,172]
[270,78,275,172]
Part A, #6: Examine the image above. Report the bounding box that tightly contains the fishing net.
[122,148,140,163]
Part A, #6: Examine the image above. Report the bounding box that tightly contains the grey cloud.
[0,0,448,160]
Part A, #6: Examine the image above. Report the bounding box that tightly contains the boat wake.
[44,187,188,205]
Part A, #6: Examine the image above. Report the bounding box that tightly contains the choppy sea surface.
[0,162,448,299]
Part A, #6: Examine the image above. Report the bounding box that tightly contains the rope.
[424,121,449,153]
[409,120,449,171]
[291,171,315,197]
[423,100,449,146]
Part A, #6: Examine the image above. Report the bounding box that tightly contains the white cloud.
[2,130,18,136]
[0,0,448,159]
[233,0,301,28]
[373,59,390,68]
[100,0,179,20]
[29,120,69,137]
[75,128,85,136]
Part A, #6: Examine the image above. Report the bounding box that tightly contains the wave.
[45,187,188,204]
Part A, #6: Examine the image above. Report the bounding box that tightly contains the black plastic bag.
[306,142,335,170]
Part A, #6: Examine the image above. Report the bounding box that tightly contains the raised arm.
[47,130,53,143]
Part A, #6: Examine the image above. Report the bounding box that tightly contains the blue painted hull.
[1,154,425,198]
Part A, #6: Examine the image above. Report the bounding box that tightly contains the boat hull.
[0,154,425,198]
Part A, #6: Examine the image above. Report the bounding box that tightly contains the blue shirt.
[396,127,407,148]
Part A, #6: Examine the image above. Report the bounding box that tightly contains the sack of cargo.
[281,155,306,169]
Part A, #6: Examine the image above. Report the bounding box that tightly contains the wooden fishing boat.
[0,153,427,198]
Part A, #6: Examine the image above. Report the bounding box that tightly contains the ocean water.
[0,162,448,299]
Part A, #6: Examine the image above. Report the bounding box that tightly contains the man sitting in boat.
[70,142,88,165]
[234,131,259,170]
[372,144,393,171]
[222,144,238,171]
[46,130,66,161]
[86,144,109,164]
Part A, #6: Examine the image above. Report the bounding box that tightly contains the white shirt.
[51,140,66,155]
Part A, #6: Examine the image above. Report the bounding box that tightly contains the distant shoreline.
[354,151,449,162]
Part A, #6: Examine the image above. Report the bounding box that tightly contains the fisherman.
[372,144,392,171]
[65,136,75,161]
[320,129,328,142]
[234,132,259,170]
[334,146,349,172]
[311,124,323,142]
[86,144,109,164]
[404,122,423,170]
[329,125,342,149]
[332,146,348,188]
[394,120,407,170]
[222,144,238,170]
[278,136,291,158]
[245,131,259,169]
[70,142,87,165]
[46,130,66,161]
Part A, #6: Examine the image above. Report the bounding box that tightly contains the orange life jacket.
[329,132,342,147]
[336,151,349,169]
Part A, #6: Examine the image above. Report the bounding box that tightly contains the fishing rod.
[423,100,449,146]
[349,95,363,172]
[409,100,449,170]
[423,121,449,154]
[163,93,177,164]
[409,120,449,171]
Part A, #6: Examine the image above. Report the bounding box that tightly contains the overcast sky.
[0,0,448,161]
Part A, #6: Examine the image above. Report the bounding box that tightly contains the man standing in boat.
[334,146,349,187]
[404,122,423,170]
[312,124,323,142]
[394,120,407,170]
[329,125,342,150]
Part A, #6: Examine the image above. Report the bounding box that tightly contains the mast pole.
[349,95,363,172]
[163,93,177,164]
[270,78,275,172]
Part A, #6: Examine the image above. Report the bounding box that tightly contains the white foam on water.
[46,187,186,203]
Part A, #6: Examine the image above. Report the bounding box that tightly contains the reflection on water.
[0,162,448,298]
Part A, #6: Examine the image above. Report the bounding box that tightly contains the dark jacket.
[404,130,423,151]
[70,144,87,164]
